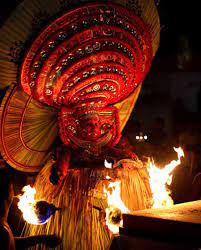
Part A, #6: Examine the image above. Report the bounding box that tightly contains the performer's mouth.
[70,131,113,148]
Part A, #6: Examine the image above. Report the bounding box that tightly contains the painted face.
[80,114,101,141]
[59,106,120,152]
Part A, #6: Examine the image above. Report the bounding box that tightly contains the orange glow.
[17,185,41,225]
[148,147,184,208]
[104,178,130,234]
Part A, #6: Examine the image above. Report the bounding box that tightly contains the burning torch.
[17,185,59,225]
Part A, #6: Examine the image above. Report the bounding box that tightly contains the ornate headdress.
[0,0,160,172]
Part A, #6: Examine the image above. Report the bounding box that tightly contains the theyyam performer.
[0,0,160,249]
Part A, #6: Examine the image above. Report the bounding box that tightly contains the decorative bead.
[103,41,109,46]
[62,59,68,66]
[97,66,103,73]
[124,24,130,30]
[68,82,74,87]
[58,31,67,40]
[40,50,47,58]
[85,45,93,53]
[112,67,118,73]
[48,41,56,48]
[33,61,41,68]
[31,72,37,79]
[29,81,35,87]
[83,72,89,77]
[82,20,88,27]
[103,84,108,90]
[117,19,123,25]
[68,54,74,60]
[105,18,111,24]
[131,29,137,35]
[73,77,80,83]
[71,24,78,31]
[76,48,84,56]
[45,89,52,95]
[73,96,79,101]
[108,41,115,47]
[93,42,101,50]
[117,43,122,49]
[93,84,100,91]
[93,18,99,25]
[90,68,97,75]
[55,67,62,75]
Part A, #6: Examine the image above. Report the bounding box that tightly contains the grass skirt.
[23,161,151,250]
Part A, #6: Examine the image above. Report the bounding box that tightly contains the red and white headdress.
[0,0,160,172]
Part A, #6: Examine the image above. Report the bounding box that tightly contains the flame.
[17,185,41,225]
[104,179,130,234]
[17,185,55,225]
[104,159,112,168]
[106,175,111,180]
[148,147,184,208]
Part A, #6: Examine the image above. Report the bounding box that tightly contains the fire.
[104,159,112,168]
[17,185,40,225]
[17,185,58,225]
[147,147,184,208]
[104,179,130,234]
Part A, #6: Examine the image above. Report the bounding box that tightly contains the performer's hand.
[43,235,62,248]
